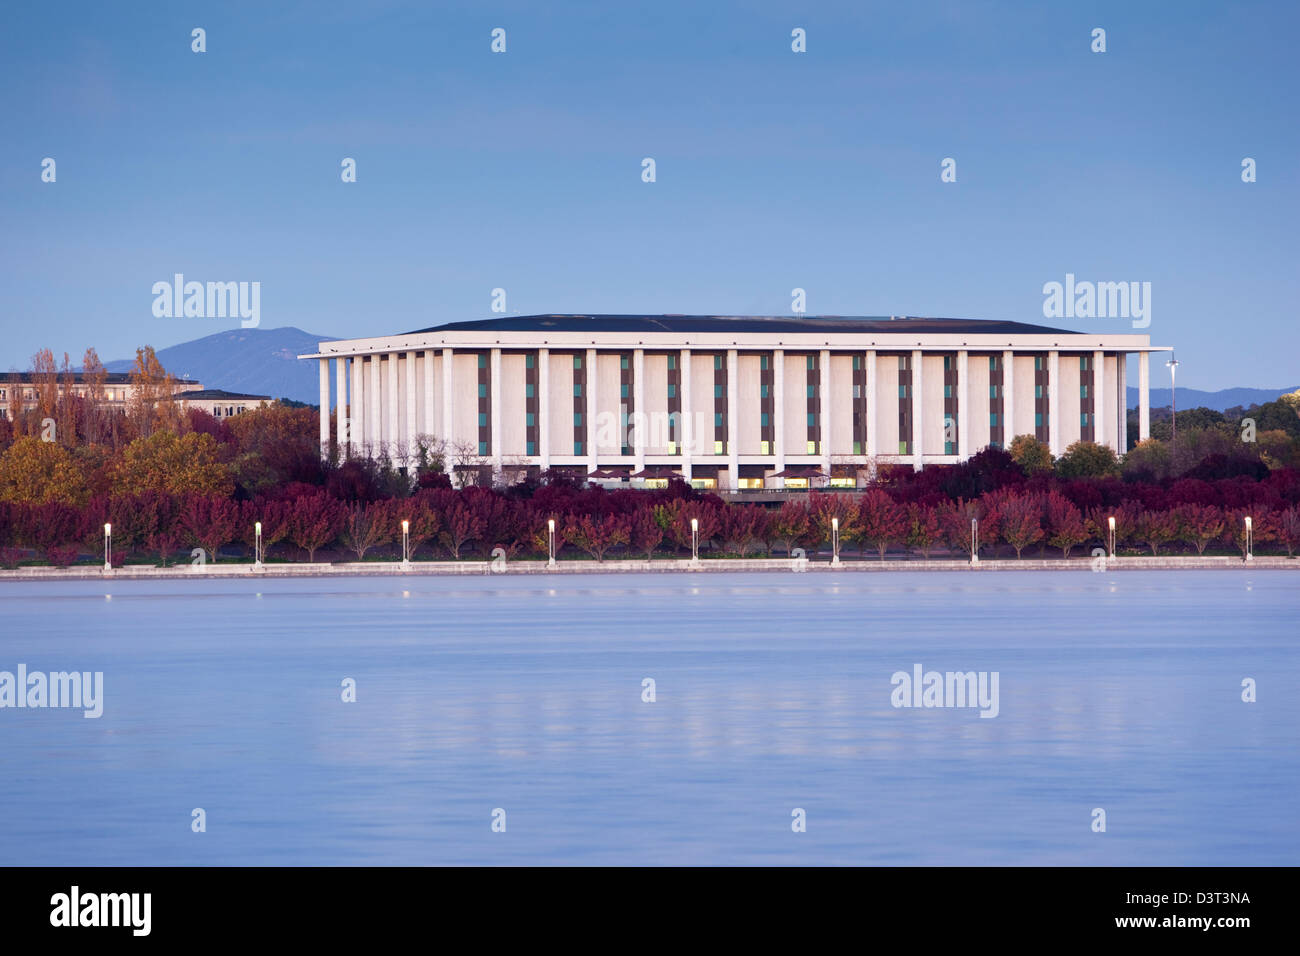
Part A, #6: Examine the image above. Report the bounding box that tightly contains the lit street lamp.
[547,518,556,568]
[831,516,841,566]
[254,521,264,568]
[401,519,411,567]
[1244,515,1253,562]
[1166,354,1180,441]
[103,523,112,571]
[690,517,699,564]
[1107,515,1116,560]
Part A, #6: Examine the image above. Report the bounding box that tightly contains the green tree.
[1008,434,1053,475]
[1055,440,1120,479]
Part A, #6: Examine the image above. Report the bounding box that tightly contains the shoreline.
[0,555,1293,580]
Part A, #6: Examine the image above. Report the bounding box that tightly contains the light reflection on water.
[0,570,1295,865]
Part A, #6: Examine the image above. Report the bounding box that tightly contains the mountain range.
[101,326,1294,412]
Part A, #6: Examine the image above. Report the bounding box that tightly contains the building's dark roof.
[405,314,1079,336]
[3,371,200,385]
[176,389,270,401]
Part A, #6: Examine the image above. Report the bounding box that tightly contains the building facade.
[0,372,203,421]
[170,389,271,419]
[300,315,1172,489]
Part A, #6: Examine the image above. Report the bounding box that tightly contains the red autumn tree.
[287,492,345,562]
[855,489,908,559]
[180,494,242,562]
[998,492,1044,559]
[1136,509,1178,556]
[630,504,664,560]
[906,502,943,559]
[563,512,630,562]
[1174,503,1224,556]
[1043,491,1089,558]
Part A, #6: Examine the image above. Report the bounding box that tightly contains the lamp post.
[401,519,410,568]
[1107,515,1116,560]
[690,517,699,564]
[970,517,979,564]
[831,516,841,566]
[103,523,112,571]
[254,521,264,568]
[1166,354,1180,441]
[547,518,556,568]
[1244,515,1253,562]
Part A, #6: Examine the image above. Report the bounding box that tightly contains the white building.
[300,315,1171,489]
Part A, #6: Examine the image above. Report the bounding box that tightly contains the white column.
[386,353,399,450]
[404,351,417,460]
[1138,351,1150,441]
[368,356,381,454]
[1119,353,1128,452]
[335,356,347,456]
[911,349,923,470]
[957,349,970,459]
[1048,349,1061,456]
[351,356,364,453]
[727,349,739,490]
[1093,349,1106,450]
[585,348,598,474]
[633,348,646,472]
[422,350,435,439]
[1001,350,1015,445]
[818,348,831,475]
[772,349,785,475]
[537,348,550,470]
[865,350,877,459]
[490,348,502,478]
[441,349,454,448]
[318,359,330,455]
[680,349,693,482]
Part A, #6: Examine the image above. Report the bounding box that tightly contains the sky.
[1,0,1296,390]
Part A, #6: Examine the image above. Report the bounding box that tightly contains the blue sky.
[1,0,1296,390]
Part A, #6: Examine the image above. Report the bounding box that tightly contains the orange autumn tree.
[0,436,91,506]
[109,431,233,497]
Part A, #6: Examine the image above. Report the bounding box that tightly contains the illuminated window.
[806,440,817,454]
[714,440,724,455]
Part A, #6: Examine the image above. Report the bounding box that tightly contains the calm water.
[0,570,1295,866]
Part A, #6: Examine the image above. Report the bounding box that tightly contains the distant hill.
[106,327,337,405]
[1127,385,1297,412]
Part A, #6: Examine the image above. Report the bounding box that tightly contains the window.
[525,383,535,398]
[1035,384,1043,398]
[478,354,487,369]
[899,441,909,454]
[1081,413,1090,427]
[944,384,952,398]
[526,441,536,456]
[943,356,952,370]
[574,413,583,426]
[806,356,814,370]
[1035,413,1043,427]
[806,384,815,398]
[1080,385,1088,398]
[761,355,770,370]
[620,355,629,370]
[714,384,723,398]
[1080,356,1089,370]
[526,354,535,369]
[990,413,999,426]
[714,413,723,427]
[667,440,677,454]
[853,355,861,370]
[945,441,955,455]
[853,441,862,454]
[574,441,583,455]
[525,413,535,427]
[852,385,861,399]
[714,440,724,455]
[760,440,770,454]
[807,413,816,427]
[478,441,488,455]
[478,384,487,398]
[989,356,999,370]
[760,412,769,427]
[899,385,908,398]
[668,355,676,370]
[478,413,487,427]
[1035,356,1044,370]
[989,385,998,398]
[574,384,582,397]
[620,384,629,398]
[806,440,817,454]
[667,383,677,398]
[898,355,908,370]
[714,355,723,370]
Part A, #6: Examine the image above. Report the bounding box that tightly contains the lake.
[0,570,1295,865]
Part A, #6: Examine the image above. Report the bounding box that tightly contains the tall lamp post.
[254,521,264,568]
[1166,354,1180,441]
[970,517,979,564]
[547,518,556,569]
[401,519,410,568]
[1107,515,1116,560]
[831,516,841,566]
[103,523,112,571]
[1244,515,1253,562]
[690,517,699,564]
